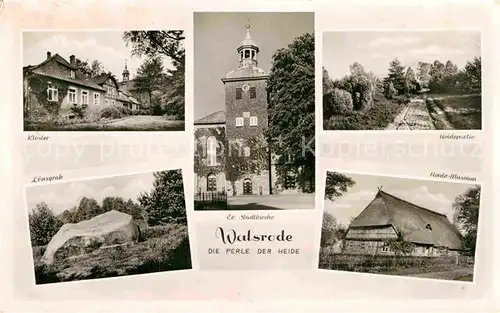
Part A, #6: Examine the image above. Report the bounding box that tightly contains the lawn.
[33,223,191,284]
[25,116,185,131]
[431,94,482,130]
[227,194,315,210]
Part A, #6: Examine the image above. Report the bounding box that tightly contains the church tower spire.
[237,23,259,67]
[122,59,130,81]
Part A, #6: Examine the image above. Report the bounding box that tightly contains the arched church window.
[206,136,217,166]
[251,50,255,59]
[245,50,250,59]
[207,173,217,192]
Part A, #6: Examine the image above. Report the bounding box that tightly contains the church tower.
[122,60,130,81]
[222,24,268,141]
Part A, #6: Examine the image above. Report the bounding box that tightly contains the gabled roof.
[25,54,105,91]
[349,190,463,250]
[194,110,226,125]
[93,73,120,89]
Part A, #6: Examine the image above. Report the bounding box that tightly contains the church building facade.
[194,25,283,196]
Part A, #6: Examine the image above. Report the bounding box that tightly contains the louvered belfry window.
[249,87,256,99]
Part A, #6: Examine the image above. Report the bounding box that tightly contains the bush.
[70,104,87,118]
[100,105,132,119]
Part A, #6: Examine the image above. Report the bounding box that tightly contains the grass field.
[431,94,482,130]
[33,223,191,284]
[25,116,185,131]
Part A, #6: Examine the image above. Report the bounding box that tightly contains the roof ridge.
[379,190,447,217]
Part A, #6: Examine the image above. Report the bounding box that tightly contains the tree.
[72,197,103,223]
[386,58,406,94]
[384,228,415,256]
[267,33,315,192]
[321,212,347,248]
[417,62,432,88]
[325,172,355,201]
[404,67,419,94]
[463,57,481,94]
[444,60,458,77]
[135,57,166,112]
[138,170,186,226]
[75,58,105,78]
[123,31,185,119]
[453,185,480,256]
[384,81,397,99]
[29,202,63,246]
[348,62,373,110]
[123,30,185,64]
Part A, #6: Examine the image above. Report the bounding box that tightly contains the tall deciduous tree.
[75,59,105,78]
[29,202,63,246]
[135,57,166,112]
[325,172,355,201]
[138,170,186,226]
[453,185,481,256]
[123,31,185,119]
[321,212,347,248]
[417,62,432,88]
[267,33,315,192]
[72,197,103,223]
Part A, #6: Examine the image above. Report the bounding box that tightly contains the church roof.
[349,189,463,250]
[225,65,267,79]
[194,110,226,125]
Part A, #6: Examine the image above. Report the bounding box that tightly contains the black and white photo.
[23,30,185,131]
[323,31,481,130]
[319,171,479,281]
[193,12,315,211]
[26,169,191,284]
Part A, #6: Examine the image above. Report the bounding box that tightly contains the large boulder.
[41,210,140,265]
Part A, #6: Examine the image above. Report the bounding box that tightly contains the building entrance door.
[243,178,252,195]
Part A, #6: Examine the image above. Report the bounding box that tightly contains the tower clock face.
[241,84,250,92]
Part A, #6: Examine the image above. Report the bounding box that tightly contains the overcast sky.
[323,30,481,79]
[25,172,156,215]
[194,12,314,120]
[324,172,479,227]
[23,31,173,81]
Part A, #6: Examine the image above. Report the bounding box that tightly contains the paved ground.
[227,193,315,210]
[386,98,436,130]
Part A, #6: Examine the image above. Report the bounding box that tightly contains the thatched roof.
[349,189,463,250]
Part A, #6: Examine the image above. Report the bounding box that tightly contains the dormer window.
[70,70,75,78]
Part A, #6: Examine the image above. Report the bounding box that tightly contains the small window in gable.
[236,117,244,127]
[236,87,242,99]
[70,70,75,78]
[249,87,256,99]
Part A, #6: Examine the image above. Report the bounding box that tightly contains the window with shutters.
[249,87,256,98]
[236,87,242,99]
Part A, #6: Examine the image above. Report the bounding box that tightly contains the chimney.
[70,55,75,66]
[46,51,51,59]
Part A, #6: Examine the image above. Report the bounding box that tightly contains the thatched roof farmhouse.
[343,189,463,257]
